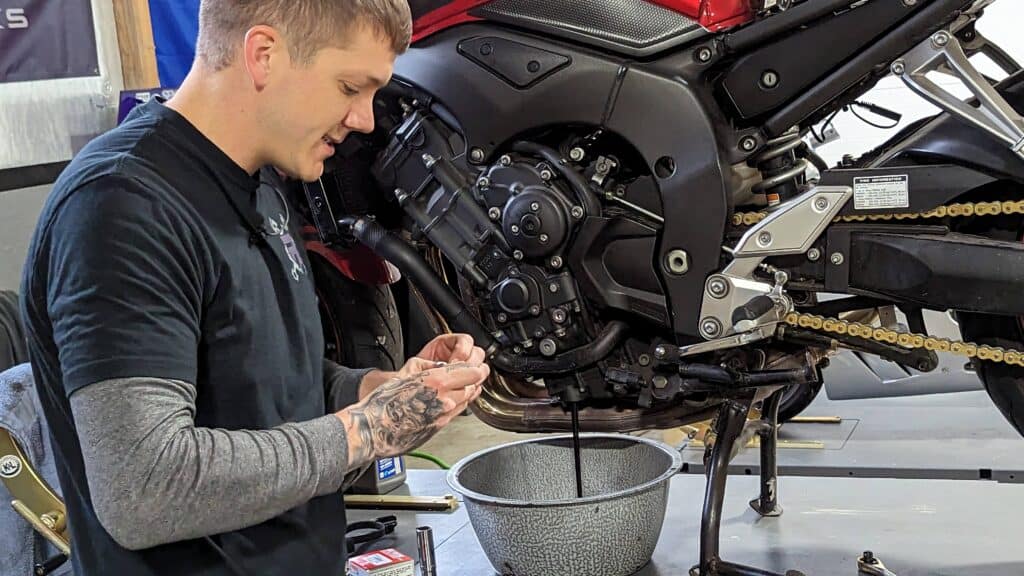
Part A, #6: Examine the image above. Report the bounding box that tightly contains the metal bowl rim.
[445,432,683,508]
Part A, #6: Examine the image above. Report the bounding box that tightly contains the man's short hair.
[197,0,413,70]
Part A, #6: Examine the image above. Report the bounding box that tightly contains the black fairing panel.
[470,0,706,57]
[391,24,728,338]
[869,71,1024,183]
[721,0,924,120]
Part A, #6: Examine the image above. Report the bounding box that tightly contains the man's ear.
[242,25,284,91]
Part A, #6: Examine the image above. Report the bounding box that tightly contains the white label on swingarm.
[853,175,909,210]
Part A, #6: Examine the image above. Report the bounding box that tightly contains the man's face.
[262,26,396,182]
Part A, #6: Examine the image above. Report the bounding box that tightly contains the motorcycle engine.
[369,106,672,405]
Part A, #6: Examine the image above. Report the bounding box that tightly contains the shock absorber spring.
[751,130,810,207]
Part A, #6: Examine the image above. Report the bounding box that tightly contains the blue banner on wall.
[0,0,100,83]
[148,0,200,88]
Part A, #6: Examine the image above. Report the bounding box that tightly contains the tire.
[952,187,1024,437]
[310,256,404,373]
[957,314,1024,436]
[776,379,824,423]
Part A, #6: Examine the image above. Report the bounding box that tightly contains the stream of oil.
[570,402,583,498]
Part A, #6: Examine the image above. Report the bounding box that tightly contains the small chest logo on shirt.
[0,455,22,478]
[268,214,308,282]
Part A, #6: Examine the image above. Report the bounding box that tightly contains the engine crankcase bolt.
[477,177,490,189]
[513,250,524,261]
[539,338,558,357]
[638,354,651,366]
[571,206,585,220]
[549,256,563,269]
[654,345,667,359]
[530,202,540,212]
[488,207,501,221]
[469,148,485,164]
[540,169,554,181]
[831,252,845,265]
[549,283,559,293]
[530,305,542,316]
[497,313,508,323]
[569,147,586,162]
[696,47,713,63]
[511,224,520,234]
[740,136,758,152]
[652,376,669,390]
[552,309,567,324]
[540,234,550,244]
[500,154,513,166]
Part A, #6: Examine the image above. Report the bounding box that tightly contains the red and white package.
[347,548,415,576]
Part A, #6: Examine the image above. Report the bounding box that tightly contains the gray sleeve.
[70,377,350,551]
[323,360,374,412]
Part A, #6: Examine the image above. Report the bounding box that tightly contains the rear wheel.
[776,379,824,424]
[953,187,1024,437]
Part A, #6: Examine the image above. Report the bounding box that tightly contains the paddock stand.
[689,388,806,576]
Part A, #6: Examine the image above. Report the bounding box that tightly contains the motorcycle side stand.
[690,389,805,576]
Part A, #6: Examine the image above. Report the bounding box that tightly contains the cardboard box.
[347,549,414,576]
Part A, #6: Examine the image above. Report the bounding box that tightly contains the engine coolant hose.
[340,216,497,352]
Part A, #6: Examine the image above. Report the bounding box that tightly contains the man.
[19,1,488,574]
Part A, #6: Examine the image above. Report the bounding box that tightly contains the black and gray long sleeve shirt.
[21,99,370,576]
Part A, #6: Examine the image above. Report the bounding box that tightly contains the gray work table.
[348,469,1024,575]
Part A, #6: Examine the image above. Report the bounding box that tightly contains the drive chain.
[730,198,1024,367]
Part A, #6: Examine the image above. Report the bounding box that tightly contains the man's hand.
[336,361,489,471]
[409,333,483,366]
[356,334,488,400]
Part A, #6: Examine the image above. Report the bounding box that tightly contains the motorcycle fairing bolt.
[814,197,830,211]
[696,47,713,63]
[758,232,773,247]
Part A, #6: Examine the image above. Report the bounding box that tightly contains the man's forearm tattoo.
[345,374,446,468]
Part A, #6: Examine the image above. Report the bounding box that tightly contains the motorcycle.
[302,1,1024,573]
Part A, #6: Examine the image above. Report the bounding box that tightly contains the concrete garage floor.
[372,389,1024,575]
[411,388,1024,483]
